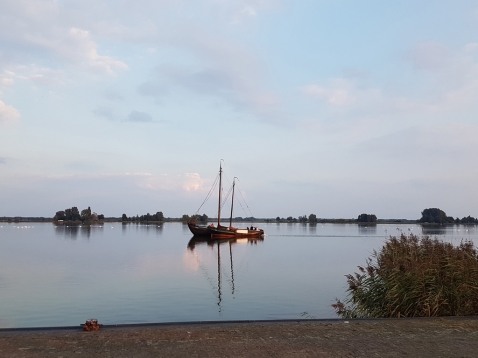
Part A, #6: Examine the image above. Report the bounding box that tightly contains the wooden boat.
[188,161,264,239]
[187,221,213,237]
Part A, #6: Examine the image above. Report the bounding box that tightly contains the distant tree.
[98,214,104,221]
[182,214,190,222]
[81,207,92,221]
[298,215,308,223]
[309,214,317,224]
[357,214,377,223]
[461,215,478,224]
[156,211,164,221]
[55,211,66,220]
[122,214,128,221]
[419,208,454,224]
[286,216,293,222]
[276,216,281,222]
[200,214,208,223]
[71,207,81,221]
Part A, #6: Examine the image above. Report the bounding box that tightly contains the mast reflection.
[187,236,264,312]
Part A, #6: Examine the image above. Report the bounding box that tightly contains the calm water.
[1,222,477,328]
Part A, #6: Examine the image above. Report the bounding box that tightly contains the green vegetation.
[54,206,104,225]
[455,215,478,224]
[333,233,478,318]
[122,212,164,223]
[181,214,208,223]
[357,213,377,223]
[419,208,454,224]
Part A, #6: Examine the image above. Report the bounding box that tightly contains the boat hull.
[187,221,212,236]
[210,228,264,239]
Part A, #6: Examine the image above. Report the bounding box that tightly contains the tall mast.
[229,178,236,228]
[217,161,222,227]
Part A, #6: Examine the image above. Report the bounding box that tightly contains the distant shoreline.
[1,217,476,225]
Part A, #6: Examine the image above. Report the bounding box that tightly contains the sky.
[1,0,478,220]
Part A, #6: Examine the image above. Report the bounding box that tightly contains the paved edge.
[1,316,477,334]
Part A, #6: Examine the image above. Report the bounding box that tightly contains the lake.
[1,222,477,328]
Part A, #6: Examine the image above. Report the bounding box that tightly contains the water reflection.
[421,225,446,236]
[53,224,105,239]
[187,236,264,251]
[358,224,377,235]
[54,224,79,239]
[187,236,264,312]
[120,222,163,235]
[308,223,317,234]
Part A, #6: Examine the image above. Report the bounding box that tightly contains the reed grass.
[333,233,478,318]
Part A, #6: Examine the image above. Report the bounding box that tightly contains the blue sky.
[1,0,478,219]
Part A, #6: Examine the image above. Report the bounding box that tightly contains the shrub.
[333,233,478,318]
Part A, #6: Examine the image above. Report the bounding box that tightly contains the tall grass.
[333,233,478,318]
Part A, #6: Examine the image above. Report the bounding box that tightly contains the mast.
[217,161,222,227]
[229,177,236,228]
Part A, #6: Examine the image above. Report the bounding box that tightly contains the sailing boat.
[188,162,264,239]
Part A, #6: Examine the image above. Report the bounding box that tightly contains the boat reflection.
[187,236,264,251]
[187,236,264,313]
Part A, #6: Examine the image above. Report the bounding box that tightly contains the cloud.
[62,27,128,75]
[302,41,478,133]
[137,81,169,97]
[92,107,116,121]
[0,2,127,76]
[127,110,153,122]
[140,172,205,192]
[303,78,382,110]
[93,108,154,123]
[11,65,65,86]
[0,71,15,87]
[349,124,478,184]
[0,100,20,125]
[303,81,356,107]
[103,89,124,101]
[409,42,452,71]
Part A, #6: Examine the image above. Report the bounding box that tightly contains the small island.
[53,206,104,225]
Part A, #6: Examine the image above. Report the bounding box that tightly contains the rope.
[221,184,233,209]
[236,184,255,222]
[195,172,219,216]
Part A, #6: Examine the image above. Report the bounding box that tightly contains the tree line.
[419,208,478,224]
[51,206,477,225]
[122,212,164,222]
[181,214,208,223]
[54,206,104,224]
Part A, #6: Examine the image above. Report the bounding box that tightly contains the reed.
[333,233,478,318]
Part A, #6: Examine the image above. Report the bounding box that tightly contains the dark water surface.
[1,222,477,328]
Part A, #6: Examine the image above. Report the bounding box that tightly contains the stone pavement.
[1,317,477,357]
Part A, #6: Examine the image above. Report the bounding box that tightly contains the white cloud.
[0,71,15,87]
[303,83,356,107]
[303,78,382,109]
[14,65,65,85]
[0,100,20,126]
[303,41,478,129]
[140,173,205,192]
[0,2,127,76]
